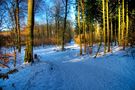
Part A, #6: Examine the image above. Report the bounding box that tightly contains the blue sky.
[35,0,76,25]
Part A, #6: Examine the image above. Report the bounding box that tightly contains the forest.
[0,0,135,90]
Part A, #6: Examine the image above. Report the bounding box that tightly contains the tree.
[24,0,35,63]
[80,0,86,54]
[106,0,110,52]
[15,0,21,52]
[77,0,82,55]
[125,0,128,46]
[102,0,106,53]
[62,0,68,51]
[53,0,61,46]
[122,0,125,50]
[118,0,121,45]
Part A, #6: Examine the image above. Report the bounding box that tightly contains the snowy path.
[38,45,135,90]
[1,44,135,90]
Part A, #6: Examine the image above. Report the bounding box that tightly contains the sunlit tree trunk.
[126,0,129,46]
[81,0,86,54]
[57,21,60,45]
[122,0,125,50]
[24,0,34,63]
[90,28,93,47]
[78,0,82,55]
[88,24,90,46]
[106,0,110,52]
[102,0,106,54]
[88,24,93,47]
[115,20,117,46]
[118,0,121,45]
[111,18,113,46]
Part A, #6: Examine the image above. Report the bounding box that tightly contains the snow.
[0,42,135,90]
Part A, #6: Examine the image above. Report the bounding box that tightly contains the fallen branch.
[0,62,10,68]
[0,69,18,80]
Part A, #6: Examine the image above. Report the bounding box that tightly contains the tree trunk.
[46,11,49,39]
[122,0,125,50]
[115,21,117,46]
[102,0,106,54]
[81,0,86,54]
[126,0,128,46]
[15,0,21,52]
[78,1,82,55]
[62,0,68,51]
[106,0,110,52]
[24,0,34,63]
[111,18,113,46]
[118,0,121,45]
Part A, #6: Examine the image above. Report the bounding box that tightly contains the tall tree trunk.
[106,0,110,52]
[15,0,21,52]
[62,0,68,51]
[46,11,49,39]
[78,0,82,55]
[55,19,58,45]
[102,0,106,54]
[88,24,90,46]
[126,0,129,46]
[122,0,125,50]
[118,0,121,45]
[111,18,113,46]
[81,0,86,54]
[89,24,93,47]
[24,0,34,63]
[57,21,60,45]
[115,20,117,46]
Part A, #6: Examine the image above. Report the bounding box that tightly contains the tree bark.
[15,0,21,52]
[118,0,121,46]
[126,0,129,46]
[62,0,68,51]
[102,0,106,54]
[122,0,125,50]
[106,0,110,52]
[78,0,82,55]
[24,0,34,63]
[81,0,86,54]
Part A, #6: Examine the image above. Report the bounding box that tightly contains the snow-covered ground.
[0,42,135,90]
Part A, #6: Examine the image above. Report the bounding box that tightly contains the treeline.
[0,22,72,47]
[74,0,135,55]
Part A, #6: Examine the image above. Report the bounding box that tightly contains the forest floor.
[0,41,135,90]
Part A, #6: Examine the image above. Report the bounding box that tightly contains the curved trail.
[1,44,135,90]
[25,46,135,90]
